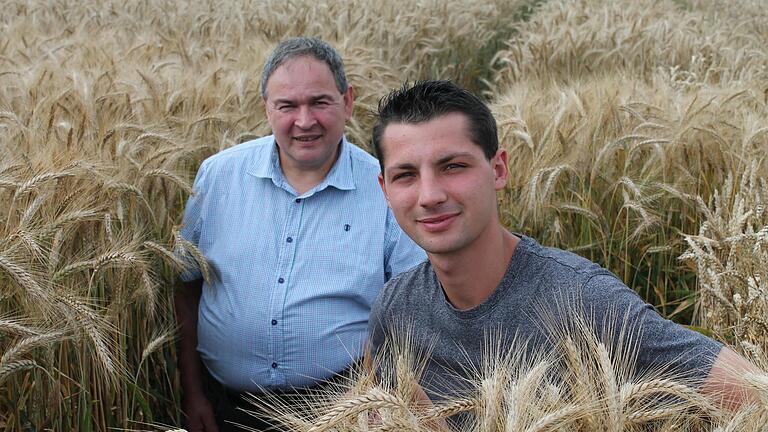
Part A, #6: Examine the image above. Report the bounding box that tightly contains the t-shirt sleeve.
[175,160,210,282]
[581,274,723,383]
[382,208,426,281]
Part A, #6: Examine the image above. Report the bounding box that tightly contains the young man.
[369,80,756,410]
[174,38,424,432]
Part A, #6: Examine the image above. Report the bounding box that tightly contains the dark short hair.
[372,80,498,171]
[261,37,348,98]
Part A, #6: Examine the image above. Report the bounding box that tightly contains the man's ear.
[492,149,509,191]
[378,172,391,207]
[343,86,355,120]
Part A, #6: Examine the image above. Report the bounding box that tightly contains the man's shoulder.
[518,235,612,280]
[516,236,642,311]
[345,140,381,174]
[387,259,432,285]
[200,135,273,170]
[377,260,434,306]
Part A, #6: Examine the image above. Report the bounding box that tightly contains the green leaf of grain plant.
[126,379,154,425]
[78,370,93,432]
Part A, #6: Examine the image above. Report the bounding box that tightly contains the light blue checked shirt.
[179,135,425,391]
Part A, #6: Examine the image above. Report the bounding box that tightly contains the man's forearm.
[701,346,760,411]
[175,279,206,395]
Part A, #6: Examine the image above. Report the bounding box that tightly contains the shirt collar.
[249,135,356,195]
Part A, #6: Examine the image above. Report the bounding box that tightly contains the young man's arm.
[175,279,218,432]
[702,346,761,411]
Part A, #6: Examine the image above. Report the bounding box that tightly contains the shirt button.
[295,198,301,203]
[271,362,278,369]
[271,319,277,325]
[286,237,293,243]
[278,277,284,284]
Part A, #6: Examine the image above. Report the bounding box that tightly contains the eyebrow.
[387,162,416,172]
[436,152,475,165]
[271,93,336,105]
[387,152,477,172]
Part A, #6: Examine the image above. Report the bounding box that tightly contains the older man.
[369,80,757,415]
[175,38,424,432]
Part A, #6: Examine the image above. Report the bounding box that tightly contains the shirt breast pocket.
[303,218,383,309]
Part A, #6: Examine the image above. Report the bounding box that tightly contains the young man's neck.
[429,226,519,310]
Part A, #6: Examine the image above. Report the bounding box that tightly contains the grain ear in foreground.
[251,311,767,431]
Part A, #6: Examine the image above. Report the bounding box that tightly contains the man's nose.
[418,173,447,208]
[295,106,317,129]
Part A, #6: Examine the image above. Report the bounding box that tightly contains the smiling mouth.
[294,135,322,142]
[417,213,459,231]
[419,214,454,223]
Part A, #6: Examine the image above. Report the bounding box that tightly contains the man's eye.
[391,172,414,181]
[445,163,465,171]
[277,105,294,111]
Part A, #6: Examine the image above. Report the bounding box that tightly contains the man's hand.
[354,383,448,431]
[175,279,218,431]
[182,391,219,432]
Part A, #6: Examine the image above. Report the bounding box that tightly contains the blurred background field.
[0,0,766,430]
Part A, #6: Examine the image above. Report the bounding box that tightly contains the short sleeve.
[580,274,723,383]
[176,160,210,282]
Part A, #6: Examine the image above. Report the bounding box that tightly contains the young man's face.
[264,55,354,173]
[378,112,508,256]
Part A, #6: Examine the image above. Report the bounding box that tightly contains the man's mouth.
[294,134,322,142]
[417,213,459,231]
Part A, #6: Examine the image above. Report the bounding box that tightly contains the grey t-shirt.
[368,235,722,399]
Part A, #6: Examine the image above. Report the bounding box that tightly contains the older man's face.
[264,56,354,175]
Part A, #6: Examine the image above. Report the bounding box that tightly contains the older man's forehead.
[264,58,341,99]
[269,92,337,105]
